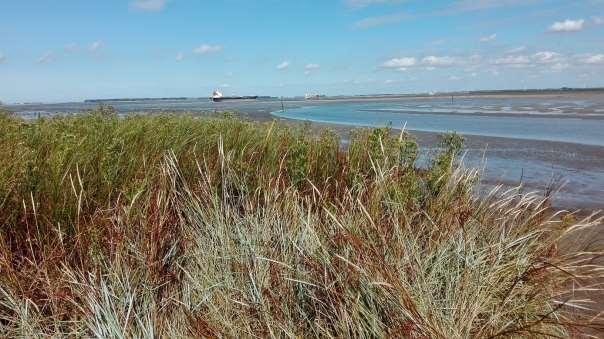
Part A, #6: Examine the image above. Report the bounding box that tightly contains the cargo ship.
[210,90,258,102]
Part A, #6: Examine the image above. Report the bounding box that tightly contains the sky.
[0,0,603,103]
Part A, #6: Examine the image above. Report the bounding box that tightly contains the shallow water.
[272,101,604,146]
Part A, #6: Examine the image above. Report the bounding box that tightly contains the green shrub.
[428,132,465,196]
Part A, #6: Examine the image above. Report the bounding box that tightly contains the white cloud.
[484,51,604,70]
[0,53,5,64]
[354,12,408,29]
[277,61,290,70]
[380,57,416,70]
[593,16,604,25]
[89,41,103,52]
[479,33,497,42]
[533,51,562,63]
[131,0,167,11]
[193,44,223,54]
[176,52,184,62]
[375,50,604,75]
[36,52,53,64]
[384,79,401,84]
[448,75,462,81]
[548,19,585,32]
[578,54,604,65]
[422,55,456,67]
[382,55,460,70]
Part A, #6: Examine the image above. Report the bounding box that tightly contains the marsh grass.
[0,109,603,338]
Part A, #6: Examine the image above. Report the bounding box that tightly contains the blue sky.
[0,0,603,102]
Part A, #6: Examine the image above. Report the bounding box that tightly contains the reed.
[0,108,602,338]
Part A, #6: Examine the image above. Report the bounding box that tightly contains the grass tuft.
[0,110,602,337]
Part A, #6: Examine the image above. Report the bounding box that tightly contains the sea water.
[272,100,604,147]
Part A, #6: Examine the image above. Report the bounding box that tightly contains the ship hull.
[211,96,258,102]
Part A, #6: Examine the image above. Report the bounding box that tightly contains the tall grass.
[0,109,603,337]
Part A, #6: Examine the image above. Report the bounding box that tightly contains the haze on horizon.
[0,0,603,103]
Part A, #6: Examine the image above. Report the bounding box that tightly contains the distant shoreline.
[80,87,604,104]
[301,89,604,103]
[83,96,276,103]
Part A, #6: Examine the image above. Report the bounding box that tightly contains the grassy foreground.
[0,109,603,338]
